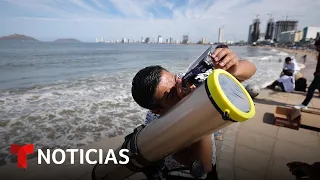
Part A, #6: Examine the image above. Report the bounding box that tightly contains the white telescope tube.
[93,69,255,180]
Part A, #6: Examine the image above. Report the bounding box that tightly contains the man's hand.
[210,48,239,73]
[210,47,257,82]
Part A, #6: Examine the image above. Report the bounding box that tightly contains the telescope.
[92,46,256,180]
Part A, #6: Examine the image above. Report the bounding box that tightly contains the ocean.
[0,42,297,161]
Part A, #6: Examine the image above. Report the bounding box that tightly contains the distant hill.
[0,34,38,41]
[54,38,81,43]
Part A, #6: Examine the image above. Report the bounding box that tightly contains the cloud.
[1,0,320,42]
[108,0,154,18]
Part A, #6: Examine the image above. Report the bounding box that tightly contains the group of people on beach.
[266,38,320,111]
[267,56,301,93]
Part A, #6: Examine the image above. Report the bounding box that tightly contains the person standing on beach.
[303,55,307,64]
[131,47,256,179]
[294,39,320,110]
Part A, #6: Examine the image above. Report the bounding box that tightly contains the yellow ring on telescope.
[206,69,255,122]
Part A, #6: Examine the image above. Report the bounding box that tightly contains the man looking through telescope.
[131,47,257,179]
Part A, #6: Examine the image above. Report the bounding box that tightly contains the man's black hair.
[285,57,292,62]
[131,65,167,110]
[283,69,294,76]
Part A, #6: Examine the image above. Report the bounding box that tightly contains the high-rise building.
[302,26,320,42]
[274,21,298,42]
[145,37,150,43]
[202,37,206,44]
[248,25,253,44]
[122,38,126,43]
[251,18,260,43]
[218,27,224,43]
[158,36,163,43]
[294,31,303,42]
[141,37,144,43]
[182,35,189,44]
[265,18,275,40]
[279,31,296,44]
[169,37,173,44]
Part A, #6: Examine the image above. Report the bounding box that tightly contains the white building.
[158,36,163,43]
[169,37,173,44]
[226,41,233,45]
[294,31,303,42]
[218,27,224,43]
[279,31,295,43]
[96,37,104,43]
[302,26,320,42]
[202,37,206,44]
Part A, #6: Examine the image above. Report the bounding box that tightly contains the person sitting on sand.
[294,38,320,110]
[267,69,295,93]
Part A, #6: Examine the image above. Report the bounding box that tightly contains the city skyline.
[1,0,320,42]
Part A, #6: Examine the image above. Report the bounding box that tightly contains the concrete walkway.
[216,88,320,180]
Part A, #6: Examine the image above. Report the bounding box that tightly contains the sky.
[1,0,320,42]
